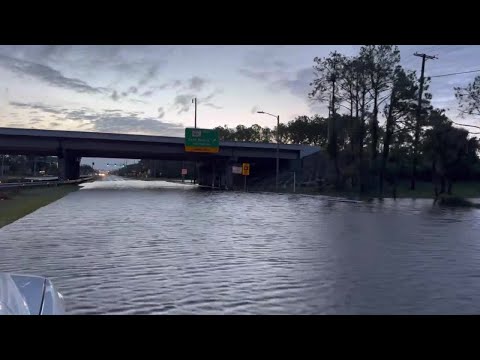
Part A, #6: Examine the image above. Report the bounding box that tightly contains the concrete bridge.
[0,127,320,188]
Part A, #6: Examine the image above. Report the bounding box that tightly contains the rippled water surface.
[1,176,480,314]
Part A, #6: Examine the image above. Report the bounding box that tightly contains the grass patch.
[249,180,480,200]
[0,185,79,229]
[394,181,480,199]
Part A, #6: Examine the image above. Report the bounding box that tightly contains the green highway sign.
[185,128,219,153]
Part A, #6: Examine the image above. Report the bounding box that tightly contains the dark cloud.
[0,54,107,94]
[111,86,141,101]
[50,122,60,127]
[141,90,154,97]
[0,45,75,64]
[251,105,261,114]
[30,118,43,124]
[173,94,195,114]
[158,107,165,119]
[188,76,208,91]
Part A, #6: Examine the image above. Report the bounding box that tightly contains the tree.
[215,125,235,141]
[455,75,480,117]
[423,110,470,196]
[310,51,346,187]
[360,45,401,165]
[379,67,418,194]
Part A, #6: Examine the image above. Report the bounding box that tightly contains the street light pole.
[257,111,280,192]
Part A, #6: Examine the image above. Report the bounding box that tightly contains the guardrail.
[0,177,95,190]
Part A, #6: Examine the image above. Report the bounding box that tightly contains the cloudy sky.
[0,45,479,168]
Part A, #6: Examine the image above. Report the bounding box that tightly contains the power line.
[430,69,480,78]
[452,121,480,130]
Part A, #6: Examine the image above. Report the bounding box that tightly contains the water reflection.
[1,176,480,314]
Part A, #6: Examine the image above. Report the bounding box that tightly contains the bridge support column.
[196,158,235,189]
[58,151,81,180]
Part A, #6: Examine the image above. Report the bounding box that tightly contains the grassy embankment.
[0,185,79,229]
[251,180,480,200]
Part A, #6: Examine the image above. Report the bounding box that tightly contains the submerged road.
[1,176,480,314]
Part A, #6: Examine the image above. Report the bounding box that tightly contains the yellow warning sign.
[242,163,250,176]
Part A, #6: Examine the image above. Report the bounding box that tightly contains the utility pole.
[192,98,197,128]
[411,52,437,190]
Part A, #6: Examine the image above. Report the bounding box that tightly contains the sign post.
[242,163,250,192]
[181,168,187,183]
[185,128,219,153]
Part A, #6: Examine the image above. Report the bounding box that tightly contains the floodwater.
[1,175,480,314]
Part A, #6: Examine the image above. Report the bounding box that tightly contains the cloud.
[188,76,208,91]
[273,60,288,68]
[9,101,62,114]
[8,101,183,135]
[128,86,138,94]
[274,67,313,99]
[0,54,107,94]
[138,65,159,87]
[204,103,222,109]
[140,80,183,97]
[202,91,217,102]
[239,68,274,81]
[92,116,182,135]
[158,107,165,119]
[244,47,288,69]
[173,94,195,114]
[251,105,261,114]
[111,91,120,101]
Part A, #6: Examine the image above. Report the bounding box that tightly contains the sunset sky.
[1,45,478,168]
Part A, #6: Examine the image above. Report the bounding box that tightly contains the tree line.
[215,45,480,197]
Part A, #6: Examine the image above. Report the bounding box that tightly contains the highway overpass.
[0,127,320,187]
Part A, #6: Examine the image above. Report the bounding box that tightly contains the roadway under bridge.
[0,127,320,188]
